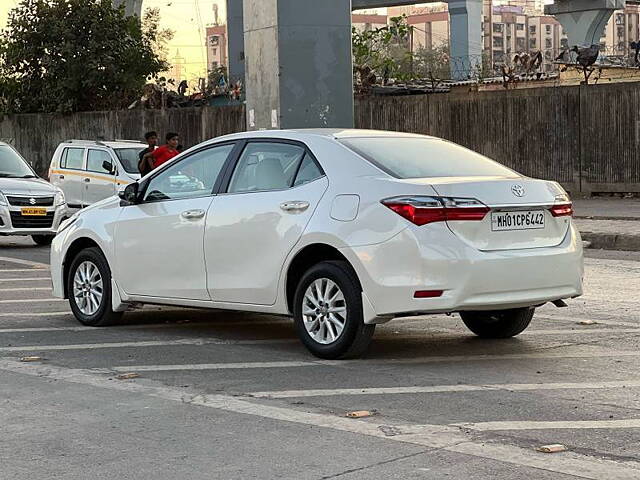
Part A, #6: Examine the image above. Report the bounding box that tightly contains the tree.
[0,0,169,113]
[142,7,174,64]
[413,44,450,83]
[352,15,415,90]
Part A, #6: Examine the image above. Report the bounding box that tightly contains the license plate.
[491,210,545,231]
[20,207,47,216]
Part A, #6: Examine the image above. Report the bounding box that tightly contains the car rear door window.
[87,149,113,174]
[143,143,234,202]
[228,142,306,193]
[62,148,85,170]
[293,154,324,187]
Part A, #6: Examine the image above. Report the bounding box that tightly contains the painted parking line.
[0,277,50,282]
[453,419,640,431]
[0,256,49,269]
[250,380,640,399]
[112,361,339,372]
[0,338,297,353]
[2,359,640,480]
[0,268,50,273]
[0,311,69,318]
[0,298,66,304]
[0,287,51,293]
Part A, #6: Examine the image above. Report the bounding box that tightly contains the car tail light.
[550,202,573,217]
[382,196,489,226]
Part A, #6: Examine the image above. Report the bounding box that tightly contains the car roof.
[61,140,147,149]
[209,128,432,144]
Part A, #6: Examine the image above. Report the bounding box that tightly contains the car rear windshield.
[339,137,517,179]
[0,145,36,178]
[114,148,144,174]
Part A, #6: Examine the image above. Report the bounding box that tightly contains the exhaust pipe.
[552,299,568,308]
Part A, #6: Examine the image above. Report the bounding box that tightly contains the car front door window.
[144,144,235,202]
[228,142,306,193]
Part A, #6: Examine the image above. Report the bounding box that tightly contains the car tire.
[460,308,535,338]
[293,260,375,359]
[67,247,123,327]
[32,235,54,246]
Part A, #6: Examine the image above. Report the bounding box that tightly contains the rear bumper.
[342,222,583,321]
[0,204,69,236]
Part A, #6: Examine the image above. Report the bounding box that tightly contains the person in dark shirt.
[138,131,158,176]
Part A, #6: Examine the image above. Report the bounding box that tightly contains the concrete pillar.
[243,0,354,130]
[545,0,625,47]
[448,0,483,80]
[113,0,142,17]
[227,0,245,85]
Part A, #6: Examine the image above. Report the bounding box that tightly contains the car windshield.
[0,145,36,178]
[114,148,144,174]
[339,137,517,179]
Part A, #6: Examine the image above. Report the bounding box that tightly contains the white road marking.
[0,256,49,269]
[453,419,640,431]
[112,361,339,372]
[536,315,640,329]
[0,298,66,304]
[0,277,50,282]
[0,268,50,273]
[0,318,289,333]
[0,287,51,292]
[1,359,639,480]
[0,338,296,352]
[0,311,69,318]
[251,380,640,399]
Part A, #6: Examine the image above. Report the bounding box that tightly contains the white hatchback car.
[51,130,583,359]
[48,140,145,210]
[0,142,68,245]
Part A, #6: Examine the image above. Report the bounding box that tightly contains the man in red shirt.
[143,132,180,170]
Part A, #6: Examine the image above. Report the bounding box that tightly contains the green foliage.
[142,7,174,63]
[352,15,415,85]
[0,0,170,113]
[413,44,450,81]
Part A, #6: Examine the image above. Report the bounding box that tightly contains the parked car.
[0,142,69,245]
[48,140,146,209]
[50,130,583,359]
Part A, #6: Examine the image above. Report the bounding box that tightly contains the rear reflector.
[550,202,573,217]
[414,290,444,298]
[383,196,489,226]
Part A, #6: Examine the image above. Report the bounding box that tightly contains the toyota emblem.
[511,185,525,197]
[29,197,36,205]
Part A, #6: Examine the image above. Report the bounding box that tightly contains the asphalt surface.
[1,236,640,479]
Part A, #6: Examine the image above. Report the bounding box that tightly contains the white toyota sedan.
[51,129,583,359]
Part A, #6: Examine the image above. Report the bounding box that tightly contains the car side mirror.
[102,160,115,175]
[119,182,139,206]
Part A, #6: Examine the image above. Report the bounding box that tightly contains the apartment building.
[205,25,227,72]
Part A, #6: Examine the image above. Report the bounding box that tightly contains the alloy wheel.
[302,278,347,345]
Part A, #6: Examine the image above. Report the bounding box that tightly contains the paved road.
[2,238,640,479]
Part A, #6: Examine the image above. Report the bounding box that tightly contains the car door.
[205,140,328,305]
[114,142,237,300]
[53,147,86,209]
[84,149,117,205]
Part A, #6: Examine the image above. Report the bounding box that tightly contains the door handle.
[280,201,310,213]
[181,209,206,220]
[84,178,91,183]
